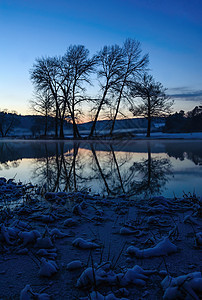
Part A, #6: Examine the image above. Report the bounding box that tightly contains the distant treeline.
[164,106,202,133]
[1,106,201,138]
[0,112,71,137]
[0,110,163,138]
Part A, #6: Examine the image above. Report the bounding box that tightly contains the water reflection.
[164,141,202,165]
[88,143,172,197]
[0,140,202,197]
[128,143,172,196]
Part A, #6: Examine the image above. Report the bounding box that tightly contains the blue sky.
[0,0,202,115]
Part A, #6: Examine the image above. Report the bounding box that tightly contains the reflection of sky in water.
[0,159,36,184]
[0,141,202,198]
[165,157,202,197]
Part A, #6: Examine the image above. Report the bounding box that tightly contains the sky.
[0,0,202,115]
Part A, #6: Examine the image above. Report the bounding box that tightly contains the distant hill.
[6,114,72,137]
[78,118,148,130]
[78,117,165,135]
[0,113,165,137]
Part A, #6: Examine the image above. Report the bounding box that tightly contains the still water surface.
[0,140,202,198]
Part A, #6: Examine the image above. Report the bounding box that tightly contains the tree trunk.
[72,104,77,139]
[110,107,118,136]
[147,143,151,187]
[147,117,151,137]
[110,82,125,136]
[49,87,59,138]
[44,115,48,136]
[147,96,151,137]
[0,127,4,137]
[59,118,64,138]
[55,111,58,138]
[110,98,120,136]
[72,82,81,139]
[89,87,108,138]
[65,100,81,139]
[72,119,79,139]
[75,124,81,138]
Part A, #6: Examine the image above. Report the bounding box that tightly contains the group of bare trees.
[30,45,96,138]
[30,38,173,138]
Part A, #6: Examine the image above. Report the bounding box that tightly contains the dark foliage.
[164,106,202,133]
[0,111,19,137]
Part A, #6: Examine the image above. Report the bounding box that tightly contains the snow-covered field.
[0,178,201,299]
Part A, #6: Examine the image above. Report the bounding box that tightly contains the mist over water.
[0,140,201,198]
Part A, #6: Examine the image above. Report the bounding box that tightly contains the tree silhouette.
[60,45,97,138]
[30,57,61,137]
[110,38,149,136]
[30,90,54,136]
[130,74,173,137]
[30,46,96,139]
[0,110,19,137]
[89,45,124,137]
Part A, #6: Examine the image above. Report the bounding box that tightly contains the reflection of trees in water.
[108,146,135,195]
[90,144,112,194]
[59,142,90,192]
[31,141,133,194]
[32,144,57,191]
[31,141,173,196]
[0,142,21,171]
[184,152,202,166]
[128,144,172,197]
[89,142,172,197]
[89,143,134,195]
[3,141,202,196]
[165,142,202,166]
[32,142,93,192]
[110,145,126,193]
[0,160,20,171]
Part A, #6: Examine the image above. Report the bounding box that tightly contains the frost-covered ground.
[0,178,201,299]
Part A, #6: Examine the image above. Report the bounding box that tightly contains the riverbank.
[135,132,202,140]
[0,178,201,299]
[1,131,202,141]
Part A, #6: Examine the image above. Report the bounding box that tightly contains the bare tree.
[109,38,149,136]
[0,110,19,137]
[60,45,97,138]
[30,57,61,137]
[130,74,173,137]
[30,90,54,136]
[89,45,124,138]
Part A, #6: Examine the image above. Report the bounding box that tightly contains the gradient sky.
[0,0,202,115]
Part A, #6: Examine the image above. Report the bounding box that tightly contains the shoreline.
[1,135,202,142]
[0,178,201,299]
[0,131,202,142]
